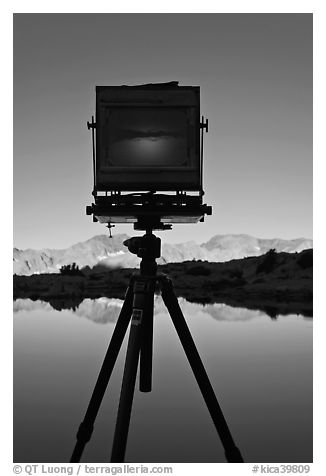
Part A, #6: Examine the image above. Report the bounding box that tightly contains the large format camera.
[71,83,243,465]
[86,81,211,230]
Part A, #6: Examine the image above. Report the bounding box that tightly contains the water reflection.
[13,298,312,463]
[13,297,311,324]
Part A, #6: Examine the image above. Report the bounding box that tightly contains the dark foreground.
[13,249,313,318]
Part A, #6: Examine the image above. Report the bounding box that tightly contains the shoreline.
[13,250,313,318]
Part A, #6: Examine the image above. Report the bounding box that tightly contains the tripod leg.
[110,278,152,462]
[139,279,155,392]
[160,277,244,463]
[70,284,134,463]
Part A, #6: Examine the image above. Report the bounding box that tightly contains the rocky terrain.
[13,233,313,276]
[13,248,313,318]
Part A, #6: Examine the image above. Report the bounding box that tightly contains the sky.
[13,13,312,250]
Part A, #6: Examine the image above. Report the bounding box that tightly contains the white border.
[3,3,324,475]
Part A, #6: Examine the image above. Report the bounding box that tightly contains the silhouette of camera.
[86,82,211,230]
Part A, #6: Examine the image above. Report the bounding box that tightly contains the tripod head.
[124,231,161,276]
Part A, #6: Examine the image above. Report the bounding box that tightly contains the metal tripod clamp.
[200,116,208,133]
[87,117,96,130]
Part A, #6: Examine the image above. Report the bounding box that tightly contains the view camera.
[86,82,212,230]
[71,82,244,465]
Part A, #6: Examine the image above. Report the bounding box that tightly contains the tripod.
[70,231,244,463]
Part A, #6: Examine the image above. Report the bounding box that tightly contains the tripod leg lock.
[76,421,94,443]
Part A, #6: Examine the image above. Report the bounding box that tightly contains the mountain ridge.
[13,233,313,276]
